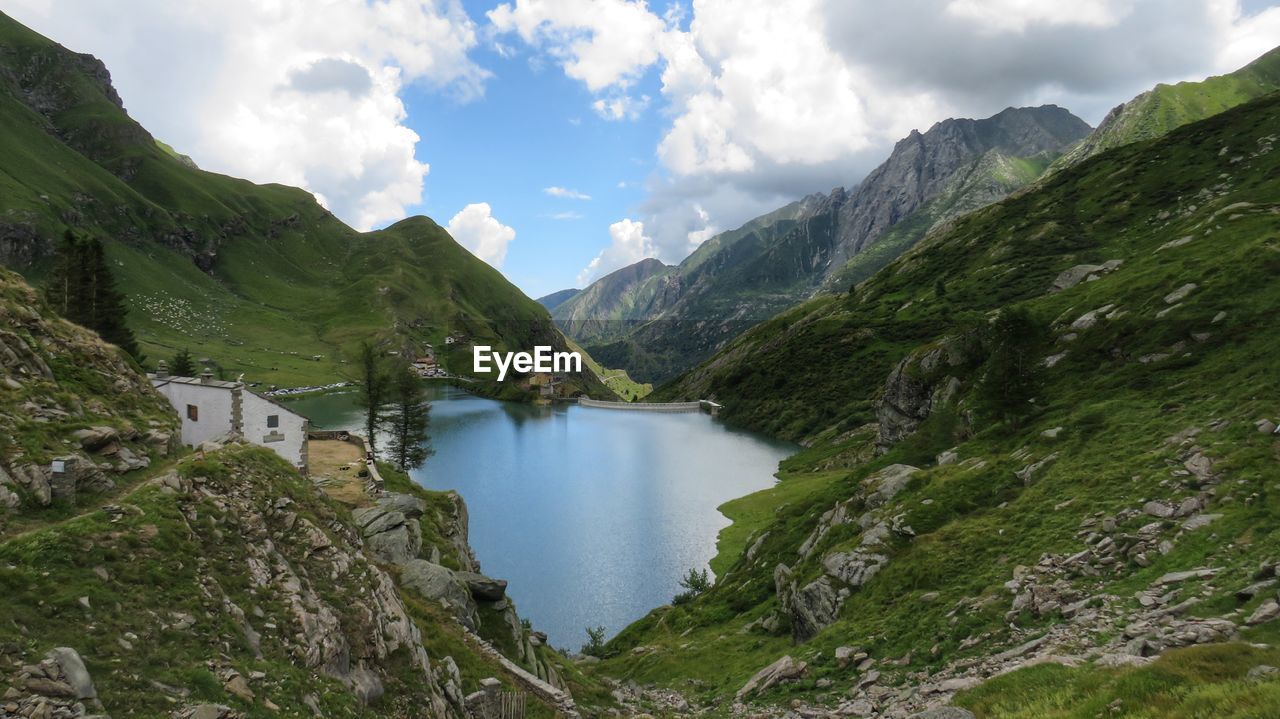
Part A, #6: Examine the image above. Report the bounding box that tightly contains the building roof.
[149,373,241,390]
[148,373,310,421]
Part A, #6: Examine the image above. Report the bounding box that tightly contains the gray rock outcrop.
[736,654,808,700]
[877,338,971,451]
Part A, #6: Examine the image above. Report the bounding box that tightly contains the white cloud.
[544,186,593,200]
[577,218,657,284]
[592,93,651,120]
[488,0,669,91]
[493,0,1280,268]
[1215,1,1280,71]
[546,211,584,220]
[446,203,517,267]
[944,0,1133,34]
[5,0,490,232]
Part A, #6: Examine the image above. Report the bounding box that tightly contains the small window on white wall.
[267,414,279,428]
[187,404,198,421]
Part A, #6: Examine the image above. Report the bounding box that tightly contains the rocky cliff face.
[0,268,178,516]
[827,105,1089,269]
[558,106,1089,383]
[0,266,589,717]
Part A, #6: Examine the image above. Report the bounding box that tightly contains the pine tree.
[387,360,432,472]
[171,348,196,376]
[44,231,142,361]
[355,342,391,457]
[976,307,1047,427]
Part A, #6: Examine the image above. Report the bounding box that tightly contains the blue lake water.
[284,385,795,651]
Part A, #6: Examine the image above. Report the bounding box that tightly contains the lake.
[285,385,795,651]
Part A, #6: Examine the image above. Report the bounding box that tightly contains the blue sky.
[7,0,1280,300]
[399,2,673,297]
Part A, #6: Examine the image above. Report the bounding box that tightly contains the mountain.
[557,106,1090,383]
[536,287,581,312]
[1053,45,1280,170]
[0,266,604,717]
[0,11,610,398]
[597,89,1280,716]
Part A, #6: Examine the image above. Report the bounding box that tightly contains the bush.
[582,625,607,657]
[673,567,712,605]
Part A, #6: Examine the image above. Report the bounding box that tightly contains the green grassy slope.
[0,265,610,716]
[0,11,610,398]
[599,92,1280,714]
[1052,46,1280,170]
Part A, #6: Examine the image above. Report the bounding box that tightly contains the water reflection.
[286,384,795,650]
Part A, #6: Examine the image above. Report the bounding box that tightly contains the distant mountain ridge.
[556,105,1091,382]
[1052,45,1280,170]
[536,287,581,312]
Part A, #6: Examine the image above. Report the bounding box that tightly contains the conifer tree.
[355,342,391,457]
[170,347,196,376]
[976,306,1047,427]
[44,231,141,361]
[387,360,432,472]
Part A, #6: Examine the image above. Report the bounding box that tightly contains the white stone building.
[149,367,309,472]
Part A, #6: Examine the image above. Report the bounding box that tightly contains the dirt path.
[0,457,182,546]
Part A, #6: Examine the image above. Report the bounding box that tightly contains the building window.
[267,414,279,428]
[186,404,199,421]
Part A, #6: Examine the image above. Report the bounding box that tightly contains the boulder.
[1164,283,1197,304]
[455,571,508,602]
[353,505,422,565]
[823,550,888,588]
[1181,514,1222,532]
[399,560,478,629]
[46,647,96,700]
[1015,453,1058,485]
[180,704,236,719]
[1152,568,1220,586]
[1246,599,1280,626]
[835,646,865,668]
[72,426,119,451]
[863,464,920,508]
[1248,665,1279,681]
[876,338,972,451]
[349,666,384,705]
[735,655,807,699]
[11,463,51,505]
[379,492,427,518]
[1049,260,1122,292]
[775,564,840,641]
[1256,419,1278,434]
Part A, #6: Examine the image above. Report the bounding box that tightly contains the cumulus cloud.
[5,0,490,231]
[488,0,669,91]
[577,219,657,285]
[592,93,651,120]
[446,203,517,267]
[492,0,1280,276]
[287,57,375,96]
[544,186,592,200]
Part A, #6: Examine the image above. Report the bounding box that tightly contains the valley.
[0,6,1279,719]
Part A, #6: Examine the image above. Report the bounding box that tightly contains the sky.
[6,0,1280,299]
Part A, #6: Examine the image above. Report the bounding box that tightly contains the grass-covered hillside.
[599,91,1280,716]
[0,266,613,717]
[0,11,610,398]
[1053,46,1280,171]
